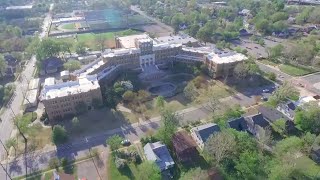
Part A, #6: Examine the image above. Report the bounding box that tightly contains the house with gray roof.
[190,123,220,149]
[277,101,296,120]
[143,142,175,172]
[228,117,248,132]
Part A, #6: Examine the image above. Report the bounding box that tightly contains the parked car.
[263,89,270,93]
[121,139,131,146]
[261,96,268,101]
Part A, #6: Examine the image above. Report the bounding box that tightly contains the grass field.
[108,153,141,180]
[61,23,76,30]
[279,64,316,76]
[261,59,279,66]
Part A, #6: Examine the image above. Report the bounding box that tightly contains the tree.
[205,97,219,113]
[136,161,161,180]
[233,62,248,79]
[295,102,320,134]
[268,44,284,59]
[71,117,80,129]
[271,118,287,137]
[36,39,61,62]
[180,167,208,180]
[155,96,165,109]
[255,18,270,34]
[266,72,276,81]
[106,135,123,150]
[235,151,266,179]
[196,26,212,43]
[75,42,86,55]
[63,60,81,71]
[122,90,135,102]
[183,82,198,100]
[268,82,299,106]
[204,130,236,163]
[95,34,107,51]
[5,137,17,156]
[48,157,60,170]
[156,109,179,146]
[115,156,126,169]
[52,125,68,144]
[0,55,8,77]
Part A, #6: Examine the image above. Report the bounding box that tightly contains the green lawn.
[261,59,279,66]
[279,64,316,76]
[61,23,76,30]
[108,155,141,180]
[295,155,320,178]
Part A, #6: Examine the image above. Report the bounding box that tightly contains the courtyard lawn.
[279,64,316,76]
[61,23,76,30]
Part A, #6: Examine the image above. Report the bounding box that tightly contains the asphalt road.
[256,61,292,81]
[0,4,53,179]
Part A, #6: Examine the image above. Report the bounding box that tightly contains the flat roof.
[60,70,70,76]
[41,75,100,100]
[23,89,38,105]
[28,78,40,90]
[154,34,198,45]
[117,34,151,48]
[6,5,33,10]
[207,51,247,64]
[44,77,55,86]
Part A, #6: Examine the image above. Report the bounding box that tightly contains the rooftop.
[207,51,247,64]
[154,34,198,45]
[191,123,220,143]
[41,75,100,100]
[23,89,38,105]
[144,142,175,171]
[6,5,33,10]
[44,77,55,87]
[117,34,151,48]
[228,117,248,131]
[28,78,40,90]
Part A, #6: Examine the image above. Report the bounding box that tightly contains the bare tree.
[95,34,107,51]
[204,131,236,164]
[204,97,220,114]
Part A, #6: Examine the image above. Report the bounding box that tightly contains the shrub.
[49,157,60,170]
[115,157,126,169]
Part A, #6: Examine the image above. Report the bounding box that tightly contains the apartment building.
[205,51,248,78]
[41,75,102,120]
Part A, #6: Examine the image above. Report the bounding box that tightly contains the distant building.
[172,131,199,165]
[190,123,220,149]
[44,77,56,87]
[78,55,98,64]
[23,89,39,109]
[41,75,102,120]
[143,141,175,172]
[6,5,33,10]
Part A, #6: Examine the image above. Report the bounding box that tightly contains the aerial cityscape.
[0,0,320,179]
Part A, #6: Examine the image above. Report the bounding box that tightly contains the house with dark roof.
[144,142,175,172]
[172,131,199,165]
[41,57,63,75]
[190,123,220,149]
[277,101,296,120]
[244,113,271,137]
[228,117,248,132]
[4,54,19,76]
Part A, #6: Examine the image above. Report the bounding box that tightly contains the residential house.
[172,131,199,165]
[228,117,249,132]
[41,57,63,75]
[4,54,19,76]
[190,123,220,149]
[277,101,296,120]
[143,142,175,172]
[245,113,271,137]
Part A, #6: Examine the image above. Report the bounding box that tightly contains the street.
[0,3,54,179]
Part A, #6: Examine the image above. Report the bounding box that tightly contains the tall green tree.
[156,109,179,146]
[137,161,161,180]
[52,125,68,144]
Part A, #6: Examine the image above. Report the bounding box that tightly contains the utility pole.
[9,107,28,179]
[0,139,12,180]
